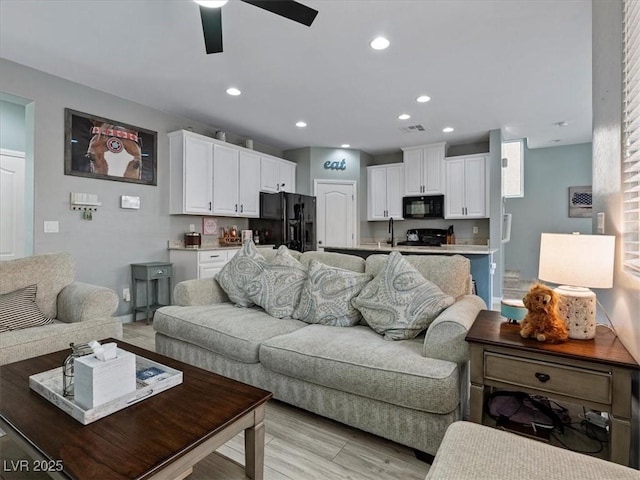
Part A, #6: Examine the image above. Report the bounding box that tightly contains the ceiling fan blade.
[241,0,318,27]
[200,5,223,54]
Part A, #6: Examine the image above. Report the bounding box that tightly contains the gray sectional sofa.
[0,252,122,365]
[153,249,486,457]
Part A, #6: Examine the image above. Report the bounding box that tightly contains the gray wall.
[504,142,593,282]
[0,100,26,151]
[0,59,282,317]
[592,2,639,468]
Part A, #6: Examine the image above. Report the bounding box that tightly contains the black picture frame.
[64,108,157,186]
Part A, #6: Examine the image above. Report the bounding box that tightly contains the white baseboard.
[115,313,134,323]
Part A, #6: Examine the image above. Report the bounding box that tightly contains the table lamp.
[538,233,615,340]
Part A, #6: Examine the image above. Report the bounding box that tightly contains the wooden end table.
[465,310,639,466]
[0,339,272,479]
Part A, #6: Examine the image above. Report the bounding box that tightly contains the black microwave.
[402,195,444,219]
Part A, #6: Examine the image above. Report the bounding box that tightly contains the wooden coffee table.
[0,339,272,479]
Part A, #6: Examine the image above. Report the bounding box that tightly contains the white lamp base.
[554,286,597,340]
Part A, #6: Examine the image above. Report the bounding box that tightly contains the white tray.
[29,354,183,425]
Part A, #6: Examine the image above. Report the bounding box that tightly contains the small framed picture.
[202,217,218,235]
[64,108,157,185]
[568,185,592,218]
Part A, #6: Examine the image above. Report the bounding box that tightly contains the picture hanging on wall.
[64,108,157,185]
[568,185,592,218]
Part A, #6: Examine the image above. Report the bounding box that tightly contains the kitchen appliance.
[397,228,448,247]
[402,195,444,219]
[249,192,316,252]
[184,232,201,248]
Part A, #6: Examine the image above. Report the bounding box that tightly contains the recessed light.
[416,95,431,103]
[194,0,228,8]
[341,144,350,148]
[370,36,390,50]
[398,114,411,120]
[443,127,454,133]
[226,87,241,96]
[296,121,307,128]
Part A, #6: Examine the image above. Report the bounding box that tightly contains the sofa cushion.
[0,252,75,318]
[260,324,459,414]
[245,246,307,319]
[153,304,307,364]
[353,252,454,340]
[365,254,470,300]
[0,284,53,332]
[216,241,267,307]
[293,260,372,327]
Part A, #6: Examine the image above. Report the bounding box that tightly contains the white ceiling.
[0,0,592,155]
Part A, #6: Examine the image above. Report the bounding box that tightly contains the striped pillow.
[0,284,54,332]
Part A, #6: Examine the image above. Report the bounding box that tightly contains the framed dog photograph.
[64,109,157,185]
[568,185,592,218]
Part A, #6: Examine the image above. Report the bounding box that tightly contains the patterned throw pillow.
[216,241,268,307]
[293,260,372,327]
[352,252,454,340]
[245,245,307,318]
[0,284,53,332]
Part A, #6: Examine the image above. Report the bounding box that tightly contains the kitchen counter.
[326,244,497,255]
[168,244,275,251]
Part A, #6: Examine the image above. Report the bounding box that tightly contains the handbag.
[485,391,569,434]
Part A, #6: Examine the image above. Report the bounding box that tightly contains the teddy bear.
[519,283,569,343]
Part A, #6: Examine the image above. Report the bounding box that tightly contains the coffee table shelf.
[29,353,182,425]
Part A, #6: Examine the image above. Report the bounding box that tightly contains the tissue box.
[74,348,136,409]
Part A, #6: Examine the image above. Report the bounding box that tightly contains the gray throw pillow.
[245,245,307,318]
[352,252,454,340]
[0,284,53,332]
[216,241,267,307]
[293,259,372,327]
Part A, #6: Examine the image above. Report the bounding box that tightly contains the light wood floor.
[123,321,430,480]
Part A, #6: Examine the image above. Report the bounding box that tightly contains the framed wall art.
[64,108,157,185]
[568,185,592,218]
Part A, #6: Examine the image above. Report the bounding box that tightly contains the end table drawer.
[149,266,172,279]
[484,353,611,404]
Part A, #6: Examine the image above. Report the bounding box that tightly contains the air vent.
[399,124,428,133]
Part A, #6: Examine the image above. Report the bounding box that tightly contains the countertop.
[168,244,276,251]
[323,244,497,255]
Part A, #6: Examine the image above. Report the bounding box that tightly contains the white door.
[0,150,26,260]
[238,150,261,217]
[212,143,239,216]
[184,136,213,214]
[315,180,357,249]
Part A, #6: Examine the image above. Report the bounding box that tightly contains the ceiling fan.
[195,0,319,54]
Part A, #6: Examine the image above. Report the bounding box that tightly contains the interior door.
[0,149,26,260]
[314,180,357,249]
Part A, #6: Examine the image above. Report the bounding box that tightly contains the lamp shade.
[538,233,615,289]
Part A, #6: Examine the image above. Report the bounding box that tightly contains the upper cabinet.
[402,142,446,196]
[169,130,285,217]
[169,130,213,215]
[260,156,296,193]
[367,164,404,221]
[444,154,488,219]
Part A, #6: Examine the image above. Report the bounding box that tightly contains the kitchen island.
[323,244,497,307]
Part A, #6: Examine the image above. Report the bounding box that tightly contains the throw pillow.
[245,245,307,318]
[216,240,268,307]
[352,251,454,340]
[0,284,53,332]
[293,260,372,327]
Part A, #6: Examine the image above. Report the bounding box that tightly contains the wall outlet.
[584,411,608,429]
[473,226,479,234]
[122,288,131,302]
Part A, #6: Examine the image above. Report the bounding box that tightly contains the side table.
[131,262,173,322]
[465,309,639,466]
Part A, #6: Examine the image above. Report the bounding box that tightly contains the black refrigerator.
[249,192,316,252]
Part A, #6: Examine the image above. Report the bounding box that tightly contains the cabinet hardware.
[535,372,551,383]
[240,204,243,213]
[235,204,238,212]
[210,255,220,258]
[209,202,212,210]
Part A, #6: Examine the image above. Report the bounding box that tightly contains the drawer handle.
[535,372,551,383]
[156,269,165,275]
[209,255,220,258]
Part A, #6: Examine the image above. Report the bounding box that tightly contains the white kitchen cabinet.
[402,142,446,196]
[260,155,296,193]
[445,154,488,219]
[169,131,213,215]
[212,144,260,218]
[169,248,240,285]
[367,164,404,221]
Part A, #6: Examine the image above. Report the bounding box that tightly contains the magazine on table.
[136,366,172,386]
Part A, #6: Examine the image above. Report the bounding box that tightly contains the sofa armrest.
[423,295,486,365]
[173,278,229,306]
[57,282,119,323]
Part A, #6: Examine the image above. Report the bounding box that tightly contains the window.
[623,0,640,276]
[501,139,524,198]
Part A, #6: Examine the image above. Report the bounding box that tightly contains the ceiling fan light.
[194,0,228,8]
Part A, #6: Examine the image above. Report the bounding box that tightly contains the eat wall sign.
[324,159,347,171]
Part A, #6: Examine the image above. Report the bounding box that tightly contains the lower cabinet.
[169,248,240,285]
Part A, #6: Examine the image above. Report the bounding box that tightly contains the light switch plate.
[121,195,140,209]
[597,212,605,234]
[44,221,59,233]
